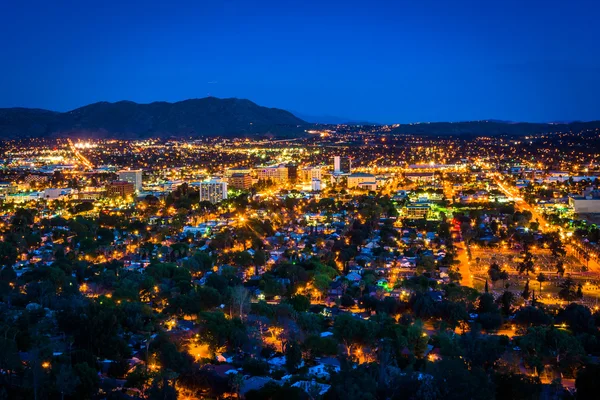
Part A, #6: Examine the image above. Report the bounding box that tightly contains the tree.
[285,340,302,372]
[287,294,310,313]
[245,382,309,400]
[522,280,531,300]
[327,357,378,400]
[477,293,502,331]
[230,285,250,321]
[498,290,515,317]
[514,306,552,328]
[56,364,80,400]
[555,260,565,277]
[517,252,535,276]
[228,372,244,398]
[73,362,99,399]
[432,358,494,400]
[558,276,578,301]
[198,312,247,355]
[147,377,177,400]
[0,242,18,268]
[557,303,595,334]
[333,314,377,356]
[536,273,546,295]
[488,262,508,286]
[494,372,541,400]
[340,294,355,308]
[576,363,600,400]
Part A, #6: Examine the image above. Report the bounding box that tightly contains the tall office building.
[199,178,228,204]
[286,164,298,184]
[333,156,351,174]
[117,169,143,192]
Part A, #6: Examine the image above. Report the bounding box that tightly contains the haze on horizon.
[1,0,599,124]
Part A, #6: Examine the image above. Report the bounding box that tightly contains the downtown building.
[301,166,322,182]
[229,172,253,190]
[347,172,377,189]
[199,178,228,204]
[117,169,143,192]
[257,165,288,184]
[333,156,351,174]
[106,181,135,197]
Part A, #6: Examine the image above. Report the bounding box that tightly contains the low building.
[229,173,252,190]
[257,165,288,183]
[405,172,435,183]
[357,181,378,191]
[24,174,49,186]
[347,172,376,189]
[569,189,600,214]
[106,181,135,197]
[43,188,74,200]
[404,203,430,218]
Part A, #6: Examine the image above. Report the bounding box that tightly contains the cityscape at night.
[1,1,600,400]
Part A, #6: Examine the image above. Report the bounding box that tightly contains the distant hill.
[0,97,307,139]
[386,120,600,137]
[1,98,600,139]
[292,111,375,125]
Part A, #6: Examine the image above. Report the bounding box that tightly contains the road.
[493,174,548,227]
[492,173,600,272]
[455,242,473,287]
[66,138,95,170]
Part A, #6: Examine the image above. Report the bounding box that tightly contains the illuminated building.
[199,178,228,204]
[311,178,322,191]
[257,165,288,183]
[333,156,351,174]
[347,172,376,189]
[569,189,600,213]
[118,169,143,192]
[229,172,252,190]
[107,181,135,197]
[286,163,298,183]
[302,166,322,182]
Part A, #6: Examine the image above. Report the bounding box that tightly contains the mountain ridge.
[2,97,600,139]
[0,97,307,139]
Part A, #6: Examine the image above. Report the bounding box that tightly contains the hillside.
[387,120,600,137]
[0,97,307,139]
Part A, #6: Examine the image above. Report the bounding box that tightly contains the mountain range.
[0,97,307,139]
[1,97,600,139]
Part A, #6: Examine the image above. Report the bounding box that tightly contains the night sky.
[1,0,599,123]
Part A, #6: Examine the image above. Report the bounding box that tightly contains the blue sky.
[1,0,599,123]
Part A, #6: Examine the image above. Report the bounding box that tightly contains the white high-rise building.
[333,156,351,174]
[311,178,322,192]
[117,169,143,192]
[199,178,228,204]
